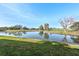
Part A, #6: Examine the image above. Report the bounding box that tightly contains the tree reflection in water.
[43,32,49,39]
[39,31,49,40]
[23,31,26,34]
[71,36,79,43]
[39,31,43,36]
[62,35,68,43]
[7,32,26,36]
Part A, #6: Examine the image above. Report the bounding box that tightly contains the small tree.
[60,17,75,33]
[23,26,29,30]
[39,25,43,30]
[14,25,22,30]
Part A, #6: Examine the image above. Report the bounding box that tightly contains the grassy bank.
[5,30,42,32]
[44,30,79,36]
[0,36,79,56]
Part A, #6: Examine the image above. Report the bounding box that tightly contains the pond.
[0,31,79,44]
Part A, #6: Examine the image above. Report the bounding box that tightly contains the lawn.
[0,36,79,56]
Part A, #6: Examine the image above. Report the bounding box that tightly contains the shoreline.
[5,30,79,36]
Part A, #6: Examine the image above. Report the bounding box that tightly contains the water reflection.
[43,33,49,39]
[0,31,78,44]
[39,31,43,36]
[6,32,26,36]
[62,35,68,43]
[23,31,26,34]
[39,31,49,39]
[72,36,79,43]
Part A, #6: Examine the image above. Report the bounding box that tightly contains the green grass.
[0,36,79,56]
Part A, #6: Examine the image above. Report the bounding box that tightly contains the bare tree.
[44,23,49,30]
[60,17,75,33]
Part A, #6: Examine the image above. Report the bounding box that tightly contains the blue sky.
[0,3,79,28]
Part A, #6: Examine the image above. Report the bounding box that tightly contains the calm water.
[0,31,78,44]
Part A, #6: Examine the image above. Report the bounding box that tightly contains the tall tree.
[44,23,49,30]
[60,17,75,32]
[39,25,43,30]
[14,25,22,30]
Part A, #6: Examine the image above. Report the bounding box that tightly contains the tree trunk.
[64,28,67,35]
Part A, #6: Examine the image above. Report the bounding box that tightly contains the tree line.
[0,16,79,32]
[0,23,50,31]
[0,25,29,31]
